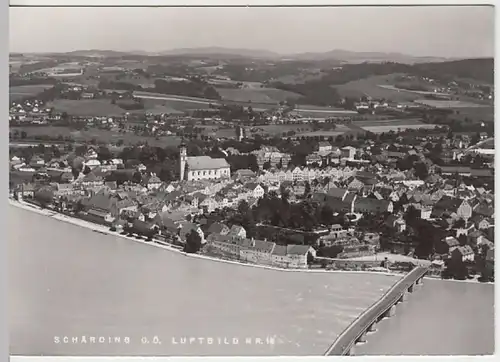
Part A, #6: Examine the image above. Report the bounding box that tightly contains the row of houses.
[205,231,316,269]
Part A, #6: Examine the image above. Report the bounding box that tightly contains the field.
[9,84,55,101]
[294,105,358,118]
[353,118,425,127]
[334,75,422,102]
[48,99,130,117]
[349,118,437,134]
[207,124,317,139]
[10,126,181,147]
[414,99,491,108]
[216,87,302,104]
[378,84,449,96]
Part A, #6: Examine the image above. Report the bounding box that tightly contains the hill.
[413,58,494,84]
[290,49,452,64]
[159,47,281,59]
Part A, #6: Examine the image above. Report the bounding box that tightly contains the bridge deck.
[325,266,428,355]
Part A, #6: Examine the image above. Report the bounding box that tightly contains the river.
[355,278,495,355]
[9,205,399,356]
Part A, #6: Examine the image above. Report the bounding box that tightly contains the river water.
[9,205,399,356]
[355,278,495,355]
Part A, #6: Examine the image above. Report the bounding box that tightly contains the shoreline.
[8,199,493,284]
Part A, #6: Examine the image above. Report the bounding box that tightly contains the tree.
[34,189,54,208]
[307,252,315,266]
[98,146,113,161]
[414,162,429,180]
[303,181,311,198]
[458,234,467,246]
[404,205,419,225]
[184,230,202,253]
[453,218,466,229]
[238,200,250,215]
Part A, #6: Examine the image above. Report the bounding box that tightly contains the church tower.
[179,142,187,181]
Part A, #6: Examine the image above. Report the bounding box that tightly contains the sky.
[9,6,495,57]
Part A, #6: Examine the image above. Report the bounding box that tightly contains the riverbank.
[9,199,402,277]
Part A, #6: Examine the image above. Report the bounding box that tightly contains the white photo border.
[5,1,499,362]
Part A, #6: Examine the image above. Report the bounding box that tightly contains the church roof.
[186,156,230,171]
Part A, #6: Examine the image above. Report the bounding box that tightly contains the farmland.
[216,87,302,104]
[10,126,181,147]
[353,118,425,127]
[414,99,491,108]
[48,99,130,117]
[333,75,423,102]
[10,84,55,101]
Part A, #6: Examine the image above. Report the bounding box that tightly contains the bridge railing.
[324,266,428,356]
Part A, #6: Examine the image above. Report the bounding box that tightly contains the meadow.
[9,84,55,101]
[414,99,491,108]
[360,124,438,134]
[10,126,181,147]
[353,118,425,127]
[48,99,129,117]
[216,87,302,104]
[333,75,423,102]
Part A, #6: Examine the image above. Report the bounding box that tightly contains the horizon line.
[9,47,493,60]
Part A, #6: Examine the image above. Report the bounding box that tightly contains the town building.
[179,143,231,182]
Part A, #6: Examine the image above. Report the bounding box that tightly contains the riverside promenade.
[325,265,429,356]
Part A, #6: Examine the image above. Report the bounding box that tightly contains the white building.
[179,144,231,182]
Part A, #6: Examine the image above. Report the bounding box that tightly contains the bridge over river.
[325,266,429,356]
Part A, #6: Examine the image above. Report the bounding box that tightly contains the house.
[281,245,316,269]
[233,169,256,181]
[227,225,246,240]
[432,196,472,221]
[305,153,323,166]
[17,183,36,199]
[243,183,265,199]
[85,147,98,160]
[471,215,491,230]
[144,173,162,191]
[206,222,230,236]
[451,245,475,263]
[199,196,219,213]
[206,233,250,258]
[80,172,104,188]
[341,146,356,160]
[347,178,365,192]
[240,238,276,265]
[435,236,460,255]
[318,142,332,153]
[330,224,347,239]
[354,197,393,214]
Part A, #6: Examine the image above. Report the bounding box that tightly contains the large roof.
[186,156,230,171]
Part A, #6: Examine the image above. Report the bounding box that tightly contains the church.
[179,143,231,182]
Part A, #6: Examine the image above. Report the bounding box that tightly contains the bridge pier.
[368,322,377,333]
[399,291,408,303]
[347,346,355,356]
[408,283,415,293]
[384,304,396,318]
[356,332,367,343]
